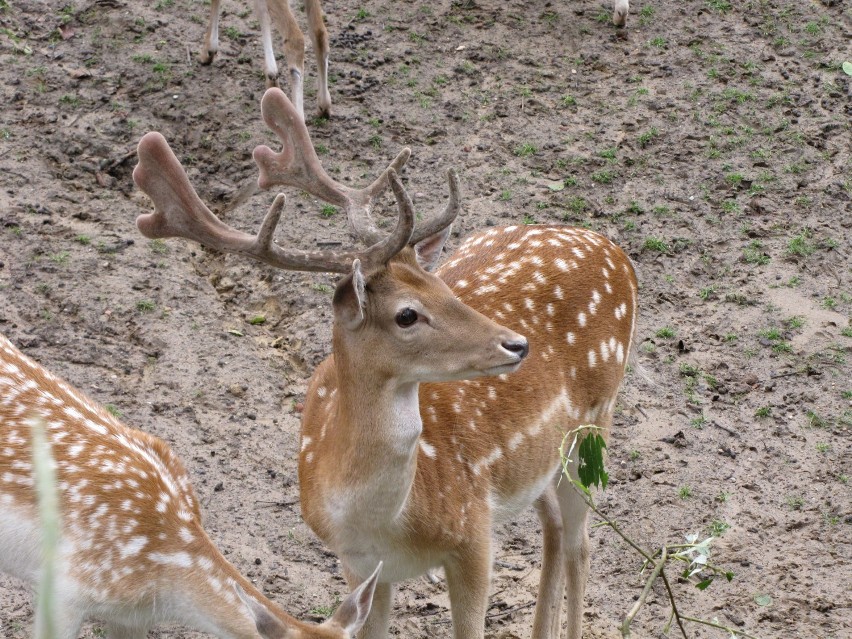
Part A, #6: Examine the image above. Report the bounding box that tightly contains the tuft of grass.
[643,236,669,253]
[136,300,156,312]
[591,170,614,184]
[754,406,771,418]
[787,231,815,257]
[514,143,537,157]
[637,127,659,148]
[678,486,693,499]
[656,327,675,338]
[743,240,770,265]
[320,205,338,218]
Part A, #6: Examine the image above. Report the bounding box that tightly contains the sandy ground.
[1,0,850,637]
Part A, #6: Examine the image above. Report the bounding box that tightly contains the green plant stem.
[621,546,668,638]
[680,614,763,639]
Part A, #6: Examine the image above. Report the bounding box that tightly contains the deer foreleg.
[199,0,222,64]
[532,486,566,639]
[267,0,306,119]
[444,539,492,639]
[557,477,590,639]
[254,0,280,87]
[305,0,331,117]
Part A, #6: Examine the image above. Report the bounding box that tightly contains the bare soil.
[1,0,850,637]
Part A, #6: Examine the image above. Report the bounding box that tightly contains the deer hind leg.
[344,564,393,639]
[266,0,306,119]
[444,539,492,639]
[253,0,281,87]
[555,462,591,639]
[199,0,222,64]
[532,485,566,639]
[304,0,331,117]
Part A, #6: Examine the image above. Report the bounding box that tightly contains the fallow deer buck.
[201,0,330,119]
[133,87,638,639]
[0,333,380,638]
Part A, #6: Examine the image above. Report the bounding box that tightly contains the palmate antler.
[132,89,459,274]
[253,88,460,246]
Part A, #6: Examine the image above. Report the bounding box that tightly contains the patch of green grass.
[706,0,731,12]
[628,449,641,461]
[785,316,805,329]
[698,286,716,301]
[136,300,156,312]
[743,240,769,265]
[755,406,771,418]
[499,190,512,202]
[786,495,804,510]
[707,519,730,536]
[678,486,693,499]
[637,127,659,148]
[649,37,667,49]
[74,235,91,245]
[643,236,669,253]
[560,94,577,107]
[104,404,123,418]
[320,205,338,218]
[591,170,614,184]
[815,442,831,453]
[841,327,852,338]
[149,239,168,254]
[599,148,617,161]
[822,297,837,310]
[806,410,828,429]
[354,7,369,20]
[690,415,707,429]
[48,251,70,265]
[515,143,537,157]
[656,327,675,338]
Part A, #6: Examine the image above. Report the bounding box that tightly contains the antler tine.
[408,168,461,245]
[253,88,412,246]
[133,132,413,274]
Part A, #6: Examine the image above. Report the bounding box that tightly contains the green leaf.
[695,578,714,590]
[547,181,565,192]
[843,61,852,76]
[249,315,266,325]
[227,329,244,337]
[725,571,735,582]
[754,593,772,607]
[577,432,609,490]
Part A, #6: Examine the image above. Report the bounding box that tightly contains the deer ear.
[332,259,368,329]
[414,225,452,272]
[234,583,289,639]
[329,562,382,636]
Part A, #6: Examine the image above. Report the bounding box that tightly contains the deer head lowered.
[0,333,380,639]
[134,87,638,639]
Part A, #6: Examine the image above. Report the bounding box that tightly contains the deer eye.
[395,308,419,328]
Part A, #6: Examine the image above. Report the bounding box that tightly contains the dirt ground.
[1,0,850,637]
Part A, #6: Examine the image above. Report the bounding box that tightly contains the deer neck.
[329,353,423,519]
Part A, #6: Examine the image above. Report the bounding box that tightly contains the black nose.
[502,338,529,360]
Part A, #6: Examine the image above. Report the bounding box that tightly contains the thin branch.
[680,614,763,639]
[621,546,668,638]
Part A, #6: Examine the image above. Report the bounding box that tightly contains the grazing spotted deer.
[0,333,380,639]
[200,0,330,119]
[133,87,638,639]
